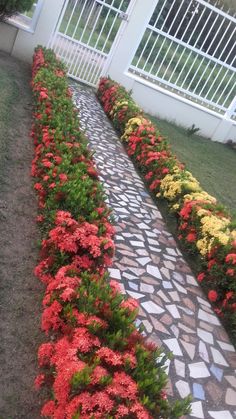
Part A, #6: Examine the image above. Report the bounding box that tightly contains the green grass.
[0,67,18,167]
[146,114,236,216]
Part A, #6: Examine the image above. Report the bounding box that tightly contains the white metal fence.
[128,0,236,119]
[49,0,133,86]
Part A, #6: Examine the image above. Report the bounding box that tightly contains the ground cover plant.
[31,46,190,418]
[97,77,236,344]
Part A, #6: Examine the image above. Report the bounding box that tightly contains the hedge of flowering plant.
[98,77,236,339]
[31,47,191,418]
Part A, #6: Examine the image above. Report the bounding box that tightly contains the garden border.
[97,77,236,344]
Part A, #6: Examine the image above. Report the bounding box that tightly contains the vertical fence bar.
[138,0,179,71]
[63,0,90,66]
[48,0,70,48]
[155,0,193,75]
[135,0,168,68]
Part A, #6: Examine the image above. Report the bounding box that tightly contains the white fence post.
[225,96,236,120]
[105,0,158,89]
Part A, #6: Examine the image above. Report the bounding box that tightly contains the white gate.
[49,0,135,87]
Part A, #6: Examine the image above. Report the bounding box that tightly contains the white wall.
[0,22,17,54]
[106,0,236,143]
[0,0,64,63]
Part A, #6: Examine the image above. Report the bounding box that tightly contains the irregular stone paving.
[70,82,236,419]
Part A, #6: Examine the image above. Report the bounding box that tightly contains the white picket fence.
[128,0,236,119]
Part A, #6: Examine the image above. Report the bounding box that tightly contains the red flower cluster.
[98,79,180,196]
[31,48,189,418]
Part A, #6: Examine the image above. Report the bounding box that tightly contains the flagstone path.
[71,82,236,419]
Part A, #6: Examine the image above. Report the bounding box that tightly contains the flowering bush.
[31,47,190,418]
[98,77,236,341]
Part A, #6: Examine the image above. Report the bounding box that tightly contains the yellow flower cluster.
[172,203,180,211]
[121,117,144,141]
[184,191,217,205]
[160,166,201,201]
[196,237,215,256]
[194,211,233,255]
[160,165,234,254]
[230,230,236,241]
[110,100,128,116]
[201,214,230,247]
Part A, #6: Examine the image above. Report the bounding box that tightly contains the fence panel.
[49,0,133,86]
[128,0,236,118]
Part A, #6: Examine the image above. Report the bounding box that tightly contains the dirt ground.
[0,51,45,418]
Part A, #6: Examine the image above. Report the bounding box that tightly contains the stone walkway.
[70,82,236,419]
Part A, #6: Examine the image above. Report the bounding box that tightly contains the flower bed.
[97,78,236,341]
[31,47,190,418]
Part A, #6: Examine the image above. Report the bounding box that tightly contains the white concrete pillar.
[212,118,235,143]
[11,0,65,63]
[105,0,157,90]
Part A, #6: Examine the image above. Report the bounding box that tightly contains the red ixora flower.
[120,297,139,313]
[41,400,56,416]
[208,290,218,302]
[34,373,45,390]
[207,259,217,270]
[197,272,205,282]
[39,90,48,100]
[226,268,235,276]
[225,253,236,265]
[186,231,197,242]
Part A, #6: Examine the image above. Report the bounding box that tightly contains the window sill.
[7,17,35,33]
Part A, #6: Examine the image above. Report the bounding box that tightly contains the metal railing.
[128,0,236,119]
[49,0,133,86]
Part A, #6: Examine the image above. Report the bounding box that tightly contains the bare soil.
[0,51,45,418]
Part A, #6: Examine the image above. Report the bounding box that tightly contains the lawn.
[0,51,44,417]
[0,67,18,172]
[146,114,236,216]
